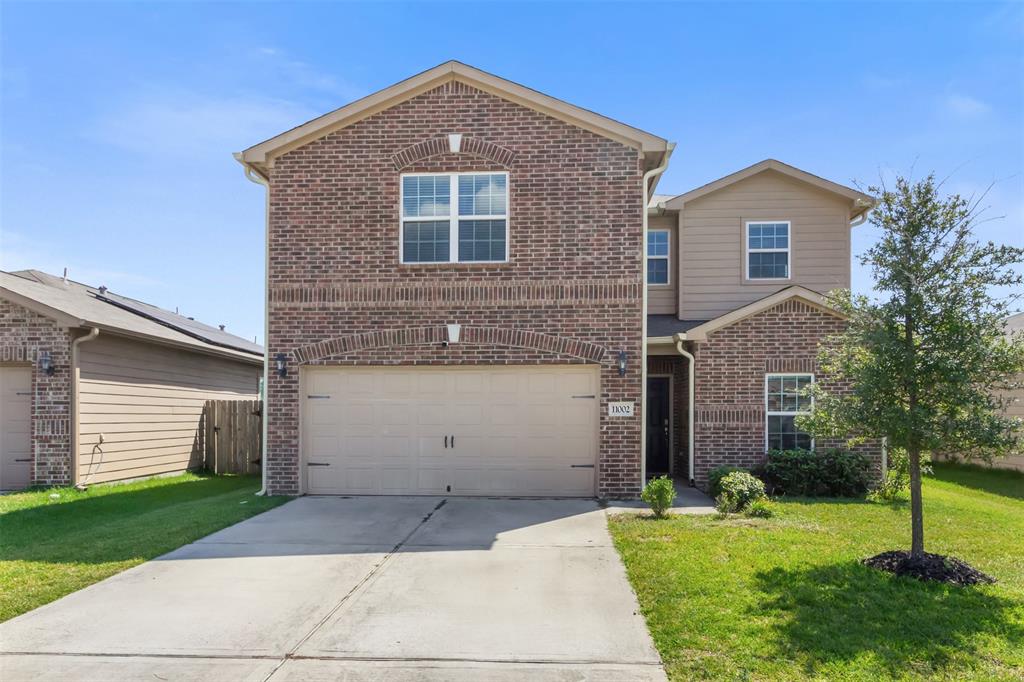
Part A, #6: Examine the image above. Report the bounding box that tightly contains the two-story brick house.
[237,61,878,497]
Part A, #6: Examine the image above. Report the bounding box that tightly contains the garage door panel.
[416,404,445,426]
[303,366,598,496]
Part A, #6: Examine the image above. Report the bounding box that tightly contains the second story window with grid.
[746,221,790,280]
[647,229,670,285]
[400,172,508,264]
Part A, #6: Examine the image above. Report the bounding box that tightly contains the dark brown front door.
[646,377,671,476]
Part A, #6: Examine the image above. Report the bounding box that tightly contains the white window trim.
[647,228,671,286]
[764,372,814,451]
[399,171,510,264]
[745,220,792,281]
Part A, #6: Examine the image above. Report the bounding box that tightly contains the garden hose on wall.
[78,434,105,489]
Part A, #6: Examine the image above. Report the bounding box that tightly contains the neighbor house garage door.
[302,366,599,496]
[0,367,32,491]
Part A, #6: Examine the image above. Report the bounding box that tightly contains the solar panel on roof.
[98,292,263,356]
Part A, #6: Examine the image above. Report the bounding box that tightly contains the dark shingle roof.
[647,315,709,338]
[1,269,262,360]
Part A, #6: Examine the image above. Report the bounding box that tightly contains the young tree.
[803,173,1024,558]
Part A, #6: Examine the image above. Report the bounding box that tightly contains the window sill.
[399,261,513,268]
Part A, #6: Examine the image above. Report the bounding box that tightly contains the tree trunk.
[908,445,925,557]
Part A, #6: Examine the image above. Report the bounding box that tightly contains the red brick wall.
[691,299,881,489]
[265,80,645,497]
[0,299,73,486]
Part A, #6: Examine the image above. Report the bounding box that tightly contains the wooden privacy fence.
[202,399,262,475]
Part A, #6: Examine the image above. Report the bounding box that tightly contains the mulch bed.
[863,550,996,586]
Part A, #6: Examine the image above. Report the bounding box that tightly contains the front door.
[646,376,671,477]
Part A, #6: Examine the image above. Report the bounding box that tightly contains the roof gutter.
[239,159,271,498]
[640,143,675,492]
[850,198,874,228]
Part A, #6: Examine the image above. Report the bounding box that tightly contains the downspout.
[640,143,675,492]
[71,327,100,488]
[242,163,271,497]
[674,335,695,487]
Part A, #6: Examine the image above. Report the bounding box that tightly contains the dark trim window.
[647,229,670,285]
[746,221,790,280]
[765,373,813,450]
[401,172,508,263]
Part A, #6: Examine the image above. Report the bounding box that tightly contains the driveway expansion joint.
[260,497,449,681]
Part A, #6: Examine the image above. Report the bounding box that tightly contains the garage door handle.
[451,435,455,447]
[570,464,594,468]
[307,462,331,467]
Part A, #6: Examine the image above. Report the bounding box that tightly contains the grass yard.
[610,463,1024,681]
[0,473,287,622]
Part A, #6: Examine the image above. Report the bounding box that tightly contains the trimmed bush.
[745,498,776,518]
[708,465,748,498]
[715,471,766,515]
[641,475,676,518]
[763,448,872,497]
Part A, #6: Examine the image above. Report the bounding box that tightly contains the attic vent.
[219,325,225,331]
[98,286,108,295]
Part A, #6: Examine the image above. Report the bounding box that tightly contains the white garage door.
[0,367,32,491]
[302,366,599,496]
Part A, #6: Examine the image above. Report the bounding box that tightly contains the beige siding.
[679,170,852,320]
[996,378,1024,471]
[78,335,260,484]
[648,214,677,315]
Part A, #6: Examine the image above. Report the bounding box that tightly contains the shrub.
[715,491,740,516]
[868,447,931,501]
[718,471,766,512]
[762,449,871,497]
[708,465,747,498]
[745,498,776,518]
[640,475,676,518]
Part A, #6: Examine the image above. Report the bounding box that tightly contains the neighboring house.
[997,312,1024,471]
[236,60,880,497]
[0,270,262,490]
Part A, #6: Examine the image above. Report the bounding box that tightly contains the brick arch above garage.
[291,326,609,365]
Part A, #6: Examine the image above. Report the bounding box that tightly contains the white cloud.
[87,89,319,159]
[0,230,164,289]
[944,93,992,117]
[252,46,366,101]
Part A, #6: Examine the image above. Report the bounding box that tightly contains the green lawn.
[0,473,288,622]
[610,463,1024,681]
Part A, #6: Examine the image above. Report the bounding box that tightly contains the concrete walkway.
[0,497,666,681]
[605,481,717,515]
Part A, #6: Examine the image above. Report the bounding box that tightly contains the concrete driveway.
[0,497,665,681]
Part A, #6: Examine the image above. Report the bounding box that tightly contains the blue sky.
[2,1,1022,344]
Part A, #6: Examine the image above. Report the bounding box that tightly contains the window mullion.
[449,174,458,263]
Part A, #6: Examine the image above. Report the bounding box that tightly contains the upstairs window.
[765,374,813,450]
[647,230,670,285]
[746,221,790,280]
[401,172,508,264]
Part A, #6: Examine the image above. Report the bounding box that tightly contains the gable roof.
[677,286,844,342]
[662,159,875,220]
[236,60,670,177]
[1,270,263,363]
